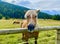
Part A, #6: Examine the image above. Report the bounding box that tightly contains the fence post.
[57,29,60,44]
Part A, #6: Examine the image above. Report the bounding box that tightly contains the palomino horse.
[21,10,40,44]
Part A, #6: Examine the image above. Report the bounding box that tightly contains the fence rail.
[0,26,60,44]
[0,26,60,35]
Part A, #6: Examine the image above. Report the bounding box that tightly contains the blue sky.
[1,0,60,10]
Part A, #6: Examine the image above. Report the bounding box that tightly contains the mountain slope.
[0,1,29,19]
[0,1,52,19]
[41,10,60,15]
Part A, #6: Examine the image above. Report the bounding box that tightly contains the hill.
[0,1,29,19]
[0,1,60,20]
[41,10,60,15]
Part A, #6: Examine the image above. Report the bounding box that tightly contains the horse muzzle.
[28,24,35,32]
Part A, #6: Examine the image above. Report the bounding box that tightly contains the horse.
[13,21,20,24]
[21,10,40,44]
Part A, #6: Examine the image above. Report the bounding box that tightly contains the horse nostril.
[28,24,35,32]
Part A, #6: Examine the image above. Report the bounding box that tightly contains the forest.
[0,1,60,20]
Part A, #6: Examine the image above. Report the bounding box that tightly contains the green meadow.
[0,19,60,44]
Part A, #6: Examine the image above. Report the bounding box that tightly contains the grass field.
[0,19,60,44]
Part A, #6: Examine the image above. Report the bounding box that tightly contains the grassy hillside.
[0,19,60,44]
[0,19,60,29]
[0,19,21,29]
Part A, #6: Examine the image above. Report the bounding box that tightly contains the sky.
[1,0,60,10]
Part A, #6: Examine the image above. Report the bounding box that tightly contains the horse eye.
[35,16,37,18]
[27,16,30,18]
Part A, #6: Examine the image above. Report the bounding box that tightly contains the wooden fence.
[0,26,60,44]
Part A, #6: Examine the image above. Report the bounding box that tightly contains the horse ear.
[36,9,40,13]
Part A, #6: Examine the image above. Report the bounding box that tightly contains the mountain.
[0,1,29,19]
[41,10,60,15]
[0,1,53,19]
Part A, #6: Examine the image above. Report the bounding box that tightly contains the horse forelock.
[25,10,37,18]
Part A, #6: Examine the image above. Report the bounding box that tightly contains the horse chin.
[28,30,34,33]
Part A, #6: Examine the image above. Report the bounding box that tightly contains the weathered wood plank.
[0,26,60,35]
[57,40,60,44]
[57,29,60,44]
[0,28,27,35]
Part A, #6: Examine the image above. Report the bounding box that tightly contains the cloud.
[2,0,13,3]
[1,0,60,10]
[32,1,60,10]
[17,0,31,7]
[19,1,31,5]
